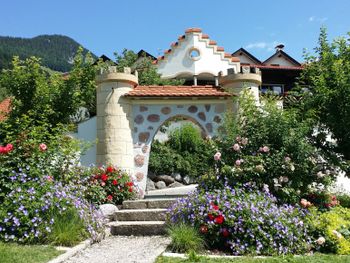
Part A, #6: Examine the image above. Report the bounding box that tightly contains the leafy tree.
[115,49,184,85]
[298,28,350,161]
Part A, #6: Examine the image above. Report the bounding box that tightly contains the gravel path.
[64,236,171,263]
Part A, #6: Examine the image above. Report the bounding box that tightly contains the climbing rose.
[235,159,242,166]
[214,152,221,161]
[107,195,113,201]
[208,213,215,221]
[232,143,240,151]
[0,144,13,154]
[39,143,47,152]
[126,182,133,187]
[214,215,224,224]
[222,228,230,237]
[128,188,133,193]
[112,179,118,186]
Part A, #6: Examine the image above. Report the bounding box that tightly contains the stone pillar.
[96,67,138,174]
[193,75,198,86]
[219,66,262,105]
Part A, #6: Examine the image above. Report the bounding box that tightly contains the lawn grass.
[156,253,350,263]
[0,242,62,263]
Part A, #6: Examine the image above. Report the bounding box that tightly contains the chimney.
[275,44,285,52]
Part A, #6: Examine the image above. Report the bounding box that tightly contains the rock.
[169,182,184,188]
[146,178,156,191]
[154,175,175,185]
[171,172,182,182]
[183,175,191,185]
[99,204,118,221]
[155,181,166,189]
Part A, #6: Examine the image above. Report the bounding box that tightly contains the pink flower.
[235,159,242,166]
[241,138,248,145]
[232,143,240,151]
[39,143,47,152]
[214,152,221,161]
[284,156,291,162]
[5,144,13,152]
[46,175,53,182]
[262,146,270,153]
[300,198,312,208]
[0,144,13,154]
[316,237,325,245]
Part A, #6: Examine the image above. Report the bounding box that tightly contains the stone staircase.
[108,198,175,235]
[108,185,197,236]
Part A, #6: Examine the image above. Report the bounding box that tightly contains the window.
[188,47,201,61]
[260,84,284,95]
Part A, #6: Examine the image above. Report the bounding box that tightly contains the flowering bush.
[166,184,311,255]
[307,207,350,254]
[0,167,104,243]
[206,93,340,203]
[83,165,136,205]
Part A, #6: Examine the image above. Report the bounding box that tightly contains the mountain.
[0,35,97,72]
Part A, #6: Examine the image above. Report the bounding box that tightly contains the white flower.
[317,171,324,179]
[316,237,325,245]
[290,164,295,172]
[332,230,342,239]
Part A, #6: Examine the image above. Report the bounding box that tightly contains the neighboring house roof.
[92,54,116,66]
[252,64,303,70]
[263,50,301,66]
[0,98,11,121]
[124,85,232,98]
[232,48,261,64]
[137,49,156,60]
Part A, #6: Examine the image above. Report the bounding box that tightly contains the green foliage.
[83,165,136,205]
[307,207,350,254]
[167,223,205,253]
[46,208,88,246]
[0,34,95,72]
[115,49,184,85]
[337,194,350,208]
[298,27,350,161]
[211,92,340,203]
[149,123,214,179]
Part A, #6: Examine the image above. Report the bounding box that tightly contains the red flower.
[222,228,230,237]
[106,166,114,173]
[101,174,108,182]
[128,187,133,192]
[126,182,133,187]
[107,195,113,201]
[208,213,215,221]
[214,215,224,224]
[0,144,13,154]
[112,179,118,186]
[199,225,208,234]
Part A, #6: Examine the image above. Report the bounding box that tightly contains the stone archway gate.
[95,67,261,196]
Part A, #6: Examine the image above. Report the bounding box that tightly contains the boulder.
[171,172,182,182]
[154,175,175,185]
[183,175,191,185]
[155,181,167,189]
[146,178,156,191]
[99,204,118,221]
[169,182,184,188]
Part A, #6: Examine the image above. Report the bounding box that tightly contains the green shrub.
[46,208,88,246]
[337,194,350,208]
[167,223,205,253]
[308,207,350,254]
[149,123,214,179]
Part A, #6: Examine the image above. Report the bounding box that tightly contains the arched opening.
[146,115,214,192]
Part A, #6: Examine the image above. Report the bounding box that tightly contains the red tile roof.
[124,85,232,98]
[0,98,11,121]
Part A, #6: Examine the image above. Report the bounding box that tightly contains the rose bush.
[204,93,341,204]
[166,184,311,255]
[83,165,137,205]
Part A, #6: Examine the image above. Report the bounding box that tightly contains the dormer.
[263,45,301,67]
[232,48,261,65]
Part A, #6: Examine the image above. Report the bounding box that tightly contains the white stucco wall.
[74,117,97,166]
[264,55,296,66]
[157,33,239,79]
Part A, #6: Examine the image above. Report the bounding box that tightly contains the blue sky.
[1,0,349,62]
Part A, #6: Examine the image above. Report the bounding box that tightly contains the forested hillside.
[0,35,96,72]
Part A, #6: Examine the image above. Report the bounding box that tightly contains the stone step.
[108,221,167,236]
[115,208,167,221]
[122,198,176,209]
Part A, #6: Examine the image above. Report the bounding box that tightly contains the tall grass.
[46,208,88,247]
[167,223,205,253]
